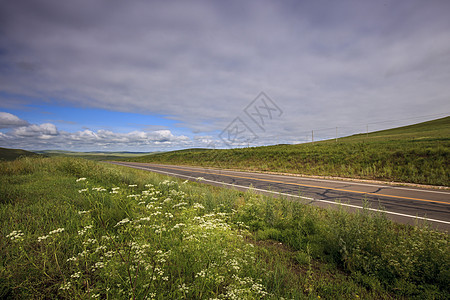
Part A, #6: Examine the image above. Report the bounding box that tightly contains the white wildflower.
[59,281,72,290]
[6,230,24,241]
[172,223,185,230]
[114,218,130,227]
[82,238,97,246]
[49,228,65,235]
[37,235,50,242]
[78,225,93,236]
[104,250,114,258]
[172,202,187,208]
[195,269,207,278]
[92,187,106,192]
[193,203,205,210]
[91,261,105,271]
[178,283,189,293]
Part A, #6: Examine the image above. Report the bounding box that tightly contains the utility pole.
[335,127,338,143]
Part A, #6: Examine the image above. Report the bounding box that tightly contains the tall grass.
[235,193,449,297]
[1,157,449,299]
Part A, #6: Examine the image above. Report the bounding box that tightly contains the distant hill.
[34,150,156,161]
[0,147,40,161]
[128,116,450,186]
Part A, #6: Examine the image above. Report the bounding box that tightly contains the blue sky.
[1,0,450,151]
[4,100,176,134]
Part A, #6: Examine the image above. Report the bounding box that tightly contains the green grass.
[1,157,449,299]
[35,150,155,161]
[0,147,41,161]
[128,116,450,186]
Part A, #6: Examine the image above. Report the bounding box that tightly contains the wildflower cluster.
[4,177,270,299]
[6,230,24,242]
[37,227,65,242]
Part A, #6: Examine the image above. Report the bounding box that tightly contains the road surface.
[107,162,450,231]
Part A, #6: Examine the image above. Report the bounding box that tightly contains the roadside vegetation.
[129,117,450,186]
[1,157,449,299]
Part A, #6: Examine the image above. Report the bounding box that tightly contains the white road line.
[111,162,450,226]
[159,164,450,195]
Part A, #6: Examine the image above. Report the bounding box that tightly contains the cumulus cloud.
[0,112,29,129]
[13,123,58,137]
[0,118,193,151]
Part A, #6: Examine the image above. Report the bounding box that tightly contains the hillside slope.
[0,147,40,161]
[129,117,450,186]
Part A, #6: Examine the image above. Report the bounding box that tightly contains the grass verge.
[1,157,449,299]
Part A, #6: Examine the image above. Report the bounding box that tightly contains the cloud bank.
[0,112,191,151]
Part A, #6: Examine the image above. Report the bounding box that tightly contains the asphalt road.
[107,162,450,231]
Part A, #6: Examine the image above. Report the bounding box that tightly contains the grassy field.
[0,147,41,161]
[1,157,449,299]
[128,117,450,186]
[34,150,155,161]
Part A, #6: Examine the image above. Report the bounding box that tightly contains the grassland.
[0,147,41,161]
[1,156,449,299]
[128,117,450,186]
[35,150,155,161]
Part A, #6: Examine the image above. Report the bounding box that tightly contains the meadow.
[129,117,450,186]
[1,156,449,299]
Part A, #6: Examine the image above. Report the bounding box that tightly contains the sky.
[0,0,449,152]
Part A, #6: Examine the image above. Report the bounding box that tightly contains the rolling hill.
[128,117,450,186]
[34,150,155,161]
[0,147,40,161]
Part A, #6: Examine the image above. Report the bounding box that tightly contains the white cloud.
[0,112,29,128]
[13,123,58,137]
[0,118,193,151]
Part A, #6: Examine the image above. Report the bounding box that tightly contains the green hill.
[0,147,40,161]
[129,117,450,186]
[35,150,154,161]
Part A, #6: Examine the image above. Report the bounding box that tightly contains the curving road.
[107,162,450,231]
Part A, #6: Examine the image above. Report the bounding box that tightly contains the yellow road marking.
[128,163,450,205]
